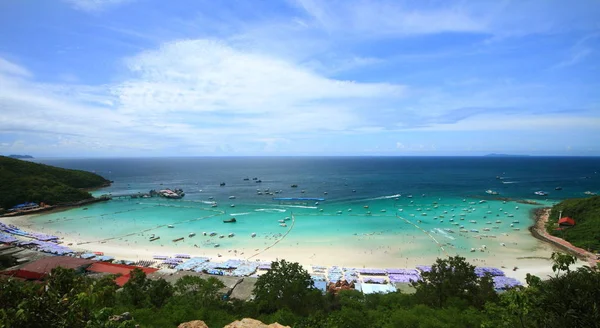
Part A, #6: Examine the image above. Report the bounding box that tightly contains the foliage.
[1,254,598,327]
[0,156,110,209]
[547,195,600,251]
[411,255,498,309]
[253,259,321,315]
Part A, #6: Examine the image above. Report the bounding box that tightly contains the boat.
[209,232,217,236]
[584,191,597,195]
[512,220,520,223]
[255,180,262,183]
[211,203,218,207]
[301,190,305,193]
[228,196,236,199]
[278,219,285,223]
[149,236,160,242]
[364,205,369,209]
[284,217,290,221]
[280,223,287,227]
[219,235,225,239]
[323,191,328,195]
[214,244,220,248]
[188,232,196,237]
[485,189,499,195]
[479,200,486,204]
[251,233,256,238]
[228,233,235,238]
[252,177,258,180]
[173,237,184,242]
[337,211,343,214]
[202,232,207,236]
[291,184,298,188]
[223,218,237,223]
[380,209,386,212]
[220,182,226,186]
[243,178,250,181]
[495,220,502,223]
[230,204,235,207]
[167,225,174,228]
[555,187,562,190]
[534,191,548,196]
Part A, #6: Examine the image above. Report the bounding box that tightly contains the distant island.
[0,156,111,211]
[7,154,34,159]
[484,153,530,157]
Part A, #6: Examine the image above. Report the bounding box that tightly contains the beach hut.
[558,217,575,227]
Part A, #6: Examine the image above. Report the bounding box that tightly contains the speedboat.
[280,223,287,227]
[485,190,499,195]
[534,191,548,196]
[228,233,235,238]
[167,225,174,228]
[188,232,196,237]
[251,233,256,238]
[228,196,236,199]
[584,191,597,195]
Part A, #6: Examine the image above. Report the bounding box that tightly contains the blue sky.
[0,0,599,157]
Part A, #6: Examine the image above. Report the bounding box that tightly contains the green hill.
[0,156,110,210]
[546,196,600,252]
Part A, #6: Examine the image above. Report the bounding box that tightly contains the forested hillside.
[547,196,600,252]
[0,156,110,210]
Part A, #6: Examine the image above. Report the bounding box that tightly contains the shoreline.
[1,208,569,284]
[529,208,598,267]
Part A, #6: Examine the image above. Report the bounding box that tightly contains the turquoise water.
[27,157,599,260]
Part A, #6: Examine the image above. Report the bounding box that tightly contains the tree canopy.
[0,156,110,209]
[547,195,600,252]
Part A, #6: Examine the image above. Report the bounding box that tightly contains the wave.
[230,213,250,216]
[278,205,318,209]
[432,228,455,240]
[255,208,287,213]
[368,194,402,200]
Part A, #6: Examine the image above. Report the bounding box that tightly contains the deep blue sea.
[26,156,600,266]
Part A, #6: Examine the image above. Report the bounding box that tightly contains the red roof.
[86,262,158,286]
[558,217,576,226]
[0,256,94,280]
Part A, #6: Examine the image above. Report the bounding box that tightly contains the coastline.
[1,208,569,284]
[529,208,598,267]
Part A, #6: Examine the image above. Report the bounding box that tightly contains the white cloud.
[63,0,133,12]
[0,58,31,77]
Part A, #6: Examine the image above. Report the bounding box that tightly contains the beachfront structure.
[558,217,576,227]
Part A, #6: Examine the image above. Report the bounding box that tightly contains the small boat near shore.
[223,218,237,223]
[189,232,196,237]
[149,236,160,242]
[485,189,499,195]
[167,225,174,228]
[534,191,548,196]
[173,237,184,242]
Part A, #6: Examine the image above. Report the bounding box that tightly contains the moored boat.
[223,218,237,223]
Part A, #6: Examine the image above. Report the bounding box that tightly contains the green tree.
[120,268,149,307]
[411,255,497,308]
[253,259,321,315]
[147,278,173,308]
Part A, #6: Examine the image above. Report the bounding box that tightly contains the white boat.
[167,225,174,228]
[228,233,235,237]
[211,202,218,207]
[280,223,287,227]
[251,233,256,238]
[202,232,207,236]
[485,189,499,195]
[209,232,217,236]
[337,211,343,214]
[188,232,196,237]
[228,196,236,199]
[219,235,225,238]
[278,219,285,223]
[214,244,220,248]
[534,191,548,196]
[584,191,597,195]
[230,204,235,207]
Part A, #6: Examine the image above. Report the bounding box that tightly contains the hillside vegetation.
[547,196,600,252]
[0,156,110,210]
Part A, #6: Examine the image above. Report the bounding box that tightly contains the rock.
[109,312,133,322]
[223,318,290,328]
[178,320,209,328]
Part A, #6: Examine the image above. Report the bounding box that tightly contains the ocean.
[27,157,600,264]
